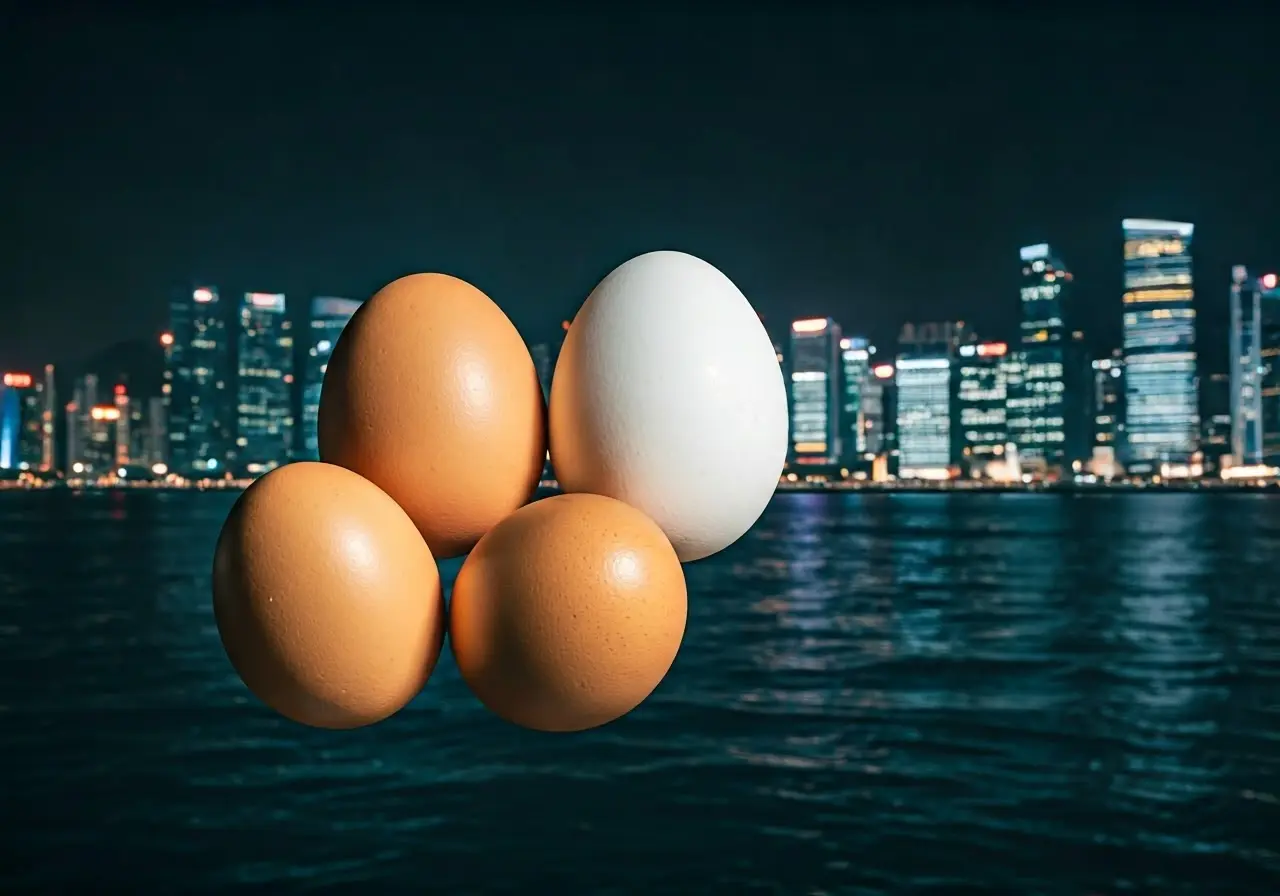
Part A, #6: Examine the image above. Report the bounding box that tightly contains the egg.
[450,493,687,732]
[549,250,789,563]
[318,273,546,559]
[212,462,446,729]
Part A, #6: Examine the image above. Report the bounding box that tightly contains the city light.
[2,373,32,388]
[90,406,121,421]
[1264,273,1278,290]
[873,364,894,379]
[114,384,126,396]
[977,342,1007,357]
[160,332,174,347]
[791,318,828,333]
[193,288,214,303]
[247,292,286,311]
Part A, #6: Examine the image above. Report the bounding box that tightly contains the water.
[2,490,1278,895]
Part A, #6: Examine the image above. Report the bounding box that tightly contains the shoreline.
[3,481,1279,496]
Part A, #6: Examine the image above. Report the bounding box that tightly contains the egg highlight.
[212,462,446,730]
[318,273,546,559]
[549,250,789,563]
[449,493,688,733]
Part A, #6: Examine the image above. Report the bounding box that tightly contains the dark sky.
[3,7,1277,375]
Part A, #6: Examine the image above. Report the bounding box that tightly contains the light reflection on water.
[1,489,1278,894]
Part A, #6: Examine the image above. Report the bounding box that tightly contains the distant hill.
[62,337,165,400]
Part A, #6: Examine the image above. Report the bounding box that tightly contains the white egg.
[549,250,789,563]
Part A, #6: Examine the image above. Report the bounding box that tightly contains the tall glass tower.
[1012,243,1077,473]
[1121,219,1199,472]
[789,317,842,465]
[301,296,362,461]
[1228,267,1280,465]
[237,292,294,474]
[166,286,233,476]
[839,336,876,463]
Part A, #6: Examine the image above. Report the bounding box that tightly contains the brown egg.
[317,273,546,559]
[212,462,446,729]
[450,493,687,732]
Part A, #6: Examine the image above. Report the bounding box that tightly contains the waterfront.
[1,491,1278,894]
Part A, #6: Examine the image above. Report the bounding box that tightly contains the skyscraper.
[839,336,877,464]
[789,317,842,465]
[0,373,26,471]
[302,296,363,461]
[1228,267,1280,466]
[895,322,967,478]
[1121,219,1199,473]
[1091,351,1125,451]
[1012,243,1082,474]
[955,342,1011,475]
[166,286,233,476]
[0,370,54,472]
[237,292,294,474]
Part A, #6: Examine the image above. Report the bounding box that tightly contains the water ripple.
[1,490,1279,894]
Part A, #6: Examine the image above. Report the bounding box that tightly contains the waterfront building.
[301,296,362,460]
[895,322,970,478]
[1091,351,1125,452]
[1229,267,1280,465]
[1121,219,1199,473]
[789,317,842,465]
[955,342,1011,476]
[839,336,879,465]
[166,286,233,476]
[236,292,294,474]
[870,361,896,462]
[1012,243,1089,474]
[0,368,55,472]
[895,357,952,477]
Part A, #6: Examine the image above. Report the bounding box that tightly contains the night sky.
[4,8,1278,376]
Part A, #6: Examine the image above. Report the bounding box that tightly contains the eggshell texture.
[212,462,446,729]
[317,273,546,559]
[550,250,789,563]
[450,493,687,732]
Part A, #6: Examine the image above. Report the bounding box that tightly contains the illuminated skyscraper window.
[1120,219,1199,471]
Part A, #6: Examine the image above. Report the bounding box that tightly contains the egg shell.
[449,492,687,733]
[549,250,789,563]
[317,273,546,559]
[212,462,446,729]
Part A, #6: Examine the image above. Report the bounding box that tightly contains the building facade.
[839,336,878,465]
[1121,219,1199,472]
[0,368,55,473]
[955,341,1011,475]
[236,292,294,474]
[302,296,363,461]
[1012,243,1085,474]
[1229,267,1280,466]
[166,286,233,476]
[789,317,842,465]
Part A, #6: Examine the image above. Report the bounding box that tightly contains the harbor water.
[1,490,1277,894]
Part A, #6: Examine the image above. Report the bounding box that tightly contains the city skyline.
[5,10,1280,373]
[4,219,1277,483]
